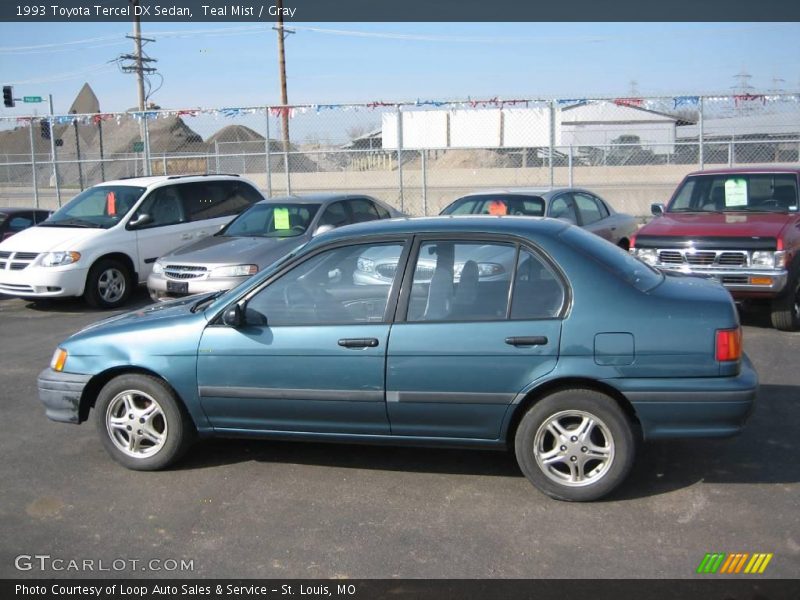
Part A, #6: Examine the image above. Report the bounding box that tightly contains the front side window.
[43,185,145,229]
[348,199,380,224]
[222,203,320,238]
[406,241,516,322]
[669,174,799,213]
[549,195,579,224]
[133,186,185,228]
[246,242,405,326]
[318,201,349,229]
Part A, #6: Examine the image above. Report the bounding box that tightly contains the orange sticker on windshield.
[487,200,507,215]
[106,191,116,215]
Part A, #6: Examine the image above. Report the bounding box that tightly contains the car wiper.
[39,218,101,228]
[190,289,227,313]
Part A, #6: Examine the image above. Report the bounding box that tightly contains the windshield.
[561,226,663,292]
[221,203,321,238]
[43,186,146,229]
[668,174,799,213]
[441,194,546,216]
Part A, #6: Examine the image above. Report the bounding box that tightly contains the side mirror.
[128,213,152,229]
[222,303,244,328]
[313,224,335,237]
[651,203,665,217]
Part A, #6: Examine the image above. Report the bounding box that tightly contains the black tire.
[770,268,800,331]
[514,388,635,502]
[94,374,195,471]
[84,258,133,309]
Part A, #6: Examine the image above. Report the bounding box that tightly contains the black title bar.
[2,0,800,22]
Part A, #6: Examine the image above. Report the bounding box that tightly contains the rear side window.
[510,249,565,319]
[348,199,380,224]
[374,203,392,219]
[561,226,663,292]
[573,193,604,225]
[181,181,262,222]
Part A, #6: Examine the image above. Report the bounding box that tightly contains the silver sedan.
[440,187,638,249]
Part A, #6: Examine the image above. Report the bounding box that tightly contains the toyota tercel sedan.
[37,217,757,501]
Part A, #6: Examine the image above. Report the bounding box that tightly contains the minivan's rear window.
[669,174,799,213]
[560,226,663,292]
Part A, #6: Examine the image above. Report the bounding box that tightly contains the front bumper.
[609,354,759,440]
[147,272,244,302]
[658,265,788,295]
[37,368,91,423]
[0,266,87,298]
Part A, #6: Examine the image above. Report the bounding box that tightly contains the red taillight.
[716,327,742,362]
[629,234,636,249]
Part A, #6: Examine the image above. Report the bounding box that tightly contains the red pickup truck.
[630,167,800,331]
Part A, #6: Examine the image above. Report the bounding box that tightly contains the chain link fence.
[1,93,799,216]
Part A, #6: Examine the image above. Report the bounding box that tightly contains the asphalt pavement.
[0,290,798,578]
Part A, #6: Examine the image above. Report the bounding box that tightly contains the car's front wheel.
[84,258,132,309]
[95,374,194,470]
[770,267,800,331]
[514,388,635,501]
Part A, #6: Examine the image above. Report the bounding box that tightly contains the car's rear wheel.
[514,388,635,501]
[770,268,800,331]
[84,258,132,309]
[95,374,194,470]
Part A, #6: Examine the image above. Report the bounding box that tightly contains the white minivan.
[0,174,264,308]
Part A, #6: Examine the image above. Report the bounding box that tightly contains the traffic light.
[2,86,13,108]
[40,120,51,140]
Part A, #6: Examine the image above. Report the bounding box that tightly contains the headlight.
[632,248,658,266]
[152,260,164,274]
[356,257,375,273]
[50,348,68,372]
[40,251,81,267]
[751,250,786,269]
[210,264,258,278]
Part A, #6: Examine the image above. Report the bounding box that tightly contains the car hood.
[161,234,305,267]
[640,212,791,240]
[71,294,210,340]
[0,224,103,253]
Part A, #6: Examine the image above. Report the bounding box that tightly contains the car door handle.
[338,338,379,348]
[505,336,548,346]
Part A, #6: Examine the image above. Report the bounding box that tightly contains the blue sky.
[1,22,799,115]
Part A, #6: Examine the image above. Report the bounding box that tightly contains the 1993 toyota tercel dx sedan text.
[37,217,758,501]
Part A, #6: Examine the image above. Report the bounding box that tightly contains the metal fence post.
[214,140,220,174]
[29,119,39,208]
[264,109,273,197]
[549,100,556,188]
[162,154,167,175]
[698,96,705,170]
[396,105,404,212]
[143,115,152,176]
[421,149,427,216]
[567,145,573,187]
[48,95,62,207]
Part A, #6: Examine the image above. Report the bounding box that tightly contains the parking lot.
[0,291,798,579]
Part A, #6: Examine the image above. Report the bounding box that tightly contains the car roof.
[686,167,800,176]
[91,173,248,188]
[0,207,50,213]
[454,187,596,199]
[254,193,382,206]
[316,215,570,243]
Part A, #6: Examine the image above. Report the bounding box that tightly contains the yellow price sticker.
[273,207,290,230]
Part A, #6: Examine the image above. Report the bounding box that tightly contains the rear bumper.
[37,368,91,424]
[607,354,759,439]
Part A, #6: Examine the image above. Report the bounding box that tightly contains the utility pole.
[273,0,293,191]
[133,3,146,112]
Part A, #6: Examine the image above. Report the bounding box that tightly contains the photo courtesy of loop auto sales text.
[16,4,297,19]
[14,583,358,599]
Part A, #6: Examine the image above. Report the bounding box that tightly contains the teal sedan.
[37,217,758,501]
